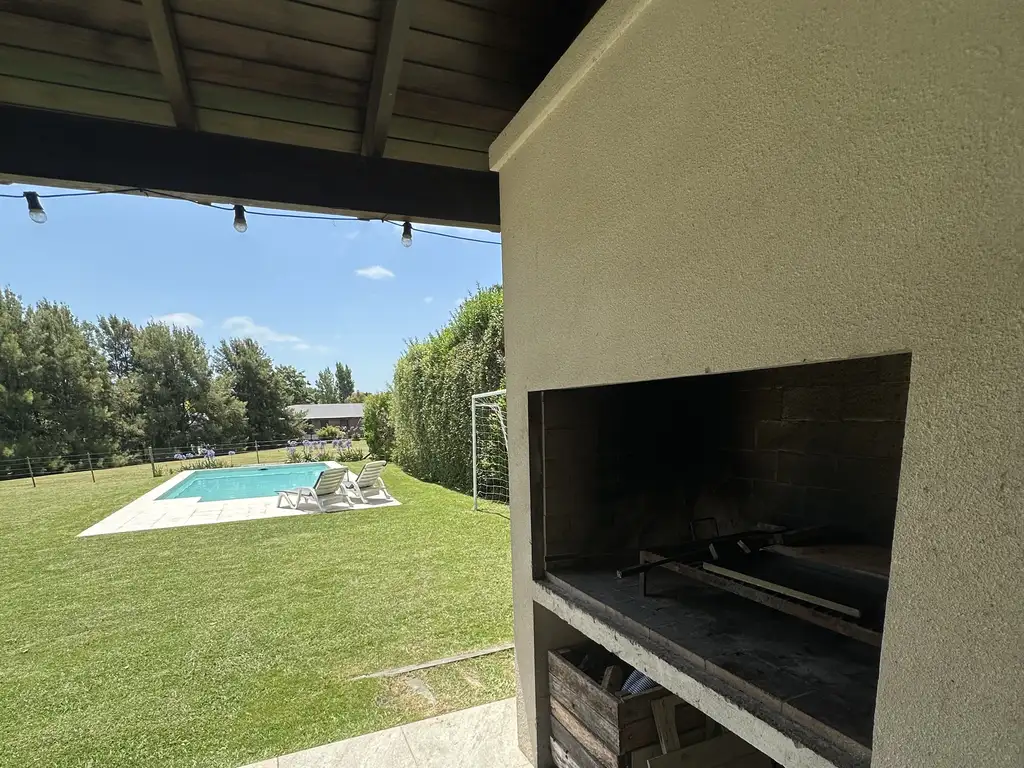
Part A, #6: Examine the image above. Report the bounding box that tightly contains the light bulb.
[401,220,412,248]
[24,191,46,224]
[233,204,247,233]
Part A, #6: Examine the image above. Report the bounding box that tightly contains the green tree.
[363,391,394,460]
[391,286,504,490]
[133,323,248,448]
[314,368,337,403]
[21,300,117,460]
[216,338,301,441]
[108,375,146,454]
[0,289,37,458]
[90,315,138,378]
[276,365,314,405]
[88,315,145,451]
[345,390,368,403]
[205,376,250,445]
[334,362,355,402]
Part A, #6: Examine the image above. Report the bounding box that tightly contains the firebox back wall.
[542,355,910,560]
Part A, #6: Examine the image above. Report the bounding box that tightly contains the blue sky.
[1,183,502,392]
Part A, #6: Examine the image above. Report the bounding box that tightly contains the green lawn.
[0,459,514,768]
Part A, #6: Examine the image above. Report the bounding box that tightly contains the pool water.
[158,463,330,502]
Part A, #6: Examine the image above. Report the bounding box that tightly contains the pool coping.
[77,460,362,537]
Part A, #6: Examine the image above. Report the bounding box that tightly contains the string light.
[1,187,501,245]
[233,205,247,233]
[23,191,46,224]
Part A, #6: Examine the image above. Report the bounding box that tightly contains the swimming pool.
[158,463,330,502]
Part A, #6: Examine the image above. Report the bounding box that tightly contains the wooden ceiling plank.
[393,89,513,133]
[400,62,523,111]
[294,0,379,19]
[173,14,373,82]
[170,0,377,53]
[0,0,150,39]
[0,12,158,70]
[437,0,533,19]
[141,0,196,128]
[0,105,501,226]
[389,115,493,152]
[197,109,362,154]
[362,0,414,157]
[383,137,489,171]
[0,75,174,125]
[410,0,535,54]
[174,0,528,84]
[0,46,163,99]
[185,50,367,109]
[404,28,522,83]
[191,82,362,134]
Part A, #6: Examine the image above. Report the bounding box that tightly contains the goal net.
[472,389,509,508]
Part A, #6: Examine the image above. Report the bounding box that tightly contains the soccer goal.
[471,388,509,508]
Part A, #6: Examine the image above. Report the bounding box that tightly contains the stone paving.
[78,464,400,537]
[240,698,529,768]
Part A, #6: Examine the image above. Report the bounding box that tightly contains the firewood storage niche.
[531,354,912,766]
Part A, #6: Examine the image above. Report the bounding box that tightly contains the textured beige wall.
[494,0,1023,766]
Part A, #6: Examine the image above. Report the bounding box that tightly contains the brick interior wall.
[705,354,911,546]
[537,354,911,564]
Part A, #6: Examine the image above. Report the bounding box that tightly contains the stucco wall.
[493,0,1023,766]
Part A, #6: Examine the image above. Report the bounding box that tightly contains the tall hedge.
[363,391,395,459]
[391,285,504,491]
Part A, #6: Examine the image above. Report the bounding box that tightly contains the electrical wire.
[1,185,502,244]
[0,186,142,199]
[384,218,500,245]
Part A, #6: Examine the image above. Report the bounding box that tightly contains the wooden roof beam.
[362,0,414,157]
[0,106,500,227]
[141,0,196,130]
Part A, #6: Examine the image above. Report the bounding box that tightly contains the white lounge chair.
[276,466,350,512]
[341,460,392,504]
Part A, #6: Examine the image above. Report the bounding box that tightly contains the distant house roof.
[288,403,364,420]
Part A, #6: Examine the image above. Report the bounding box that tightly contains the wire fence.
[0,438,368,487]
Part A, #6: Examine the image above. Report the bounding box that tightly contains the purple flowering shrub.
[172,446,229,472]
[285,439,362,464]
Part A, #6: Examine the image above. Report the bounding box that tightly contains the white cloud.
[344,230,360,241]
[424,296,434,304]
[355,265,395,280]
[154,312,203,329]
[290,341,331,354]
[222,316,304,347]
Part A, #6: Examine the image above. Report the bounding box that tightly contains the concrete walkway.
[241,698,529,768]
